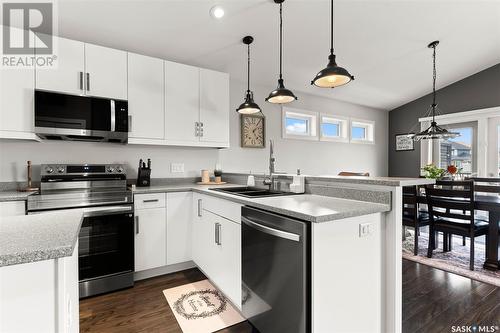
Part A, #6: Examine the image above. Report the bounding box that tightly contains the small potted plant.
[422,164,446,179]
[214,163,223,183]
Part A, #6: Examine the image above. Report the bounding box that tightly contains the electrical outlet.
[170,163,185,173]
[359,223,372,237]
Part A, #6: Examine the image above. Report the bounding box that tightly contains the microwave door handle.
[241,216,300,242]
[110,100,116,132]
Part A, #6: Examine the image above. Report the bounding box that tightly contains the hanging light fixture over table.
[411,41,459,141]
[311,0,354,88]
[266,0,297,104]
[237,36,262,114]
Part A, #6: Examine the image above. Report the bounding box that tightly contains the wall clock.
[241,114,265,148]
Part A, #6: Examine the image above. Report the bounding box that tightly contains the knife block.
[136,167,151,187]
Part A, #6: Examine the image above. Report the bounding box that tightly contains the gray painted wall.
[388,64,500,177]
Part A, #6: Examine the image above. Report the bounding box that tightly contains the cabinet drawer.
[134,193,166,210]
[197,194,241,224]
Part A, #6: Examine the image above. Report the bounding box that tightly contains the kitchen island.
[132,175,433,333]
[0,210,83,333]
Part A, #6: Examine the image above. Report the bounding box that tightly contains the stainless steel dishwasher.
[241,206,310,333]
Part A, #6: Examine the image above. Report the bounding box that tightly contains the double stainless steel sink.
[210,186,293,198]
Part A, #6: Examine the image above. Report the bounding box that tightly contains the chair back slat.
[425,180,474,226]
[466,177,500,194]
[402,186,418,223]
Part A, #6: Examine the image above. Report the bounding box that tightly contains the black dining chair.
[425,180,489,270]
[467,177,500,248]
[403,185,431,255]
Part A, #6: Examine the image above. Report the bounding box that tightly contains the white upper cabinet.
[0,65,35,137]
[199,69,230,144]
[84,44,127,100]
[165,61,200,145]
[128,53,165,141]
[36,36,85,96]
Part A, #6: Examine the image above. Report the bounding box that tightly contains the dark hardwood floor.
[80,259,500,333]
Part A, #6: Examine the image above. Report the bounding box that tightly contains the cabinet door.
[128,53,165,140]
[134,208,167,271]
[36,36,85,95]
[165,61,200,144]
[205,211,242,307]
[191,194,212,273]
[84,43,127,100]
[0,66,34,133]
[199,69,229,144]
[0,201,26,217]
[166,192,192,265]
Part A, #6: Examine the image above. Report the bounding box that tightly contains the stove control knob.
[107,166,115,173]
[57,166,65,173]
[116,166,124,173]
[45,166,54,174]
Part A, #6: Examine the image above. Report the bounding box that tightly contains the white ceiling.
[20,0,500,109]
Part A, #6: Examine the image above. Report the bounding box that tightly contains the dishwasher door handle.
[241,216,300,242]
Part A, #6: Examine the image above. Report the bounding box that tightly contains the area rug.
[163,279,245,333]
[402,230,500,287]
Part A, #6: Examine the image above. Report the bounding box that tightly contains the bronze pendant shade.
[237,36,262,114]
[266,0,297,104]
[311,0,354,88]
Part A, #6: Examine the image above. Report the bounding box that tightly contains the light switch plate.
[170,163,185,173]
[359,223,372,237]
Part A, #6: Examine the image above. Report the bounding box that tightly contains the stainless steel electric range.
[27,164,134,298]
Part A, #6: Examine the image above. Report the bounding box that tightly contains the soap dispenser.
[289,169,305,193]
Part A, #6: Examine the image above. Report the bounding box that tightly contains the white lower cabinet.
[166,192,192,265]
[192,193,242,307]
[205,211,241,307]
[0,201,26,217]
[134,193,167,272]
[0,246,79,333]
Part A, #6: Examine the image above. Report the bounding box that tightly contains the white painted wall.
[0,140,219,181]
[0,79,388,182]
[219,79,389,176]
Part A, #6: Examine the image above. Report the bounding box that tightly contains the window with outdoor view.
[439,127,474,175]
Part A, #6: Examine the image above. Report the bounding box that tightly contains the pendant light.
[266,0,297,104]
[237,36,261,114]
[311,0,354,88]
[412,41,459,141]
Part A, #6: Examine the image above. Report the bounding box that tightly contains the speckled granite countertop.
[0,210,83,267]
[0,191,36,202]
[133,184,390,223]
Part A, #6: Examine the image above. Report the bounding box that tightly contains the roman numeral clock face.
[241,115,265,148]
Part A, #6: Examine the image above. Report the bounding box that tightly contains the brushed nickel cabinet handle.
[143,199,159,203]
[79,72,84,90]
[197,199,203,217]
[135,216,139,234]
[86,73,90,91]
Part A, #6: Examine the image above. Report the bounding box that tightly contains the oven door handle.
[82,205,133,217]
[241,216,300,242]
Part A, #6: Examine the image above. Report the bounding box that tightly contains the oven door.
[78,205,134,296]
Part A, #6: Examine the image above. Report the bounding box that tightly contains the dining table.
[417,192,500,271]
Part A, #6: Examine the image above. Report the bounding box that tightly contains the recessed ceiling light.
[210,5,225,19]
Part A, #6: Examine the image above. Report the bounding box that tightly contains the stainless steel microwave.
[35,90,128,143]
